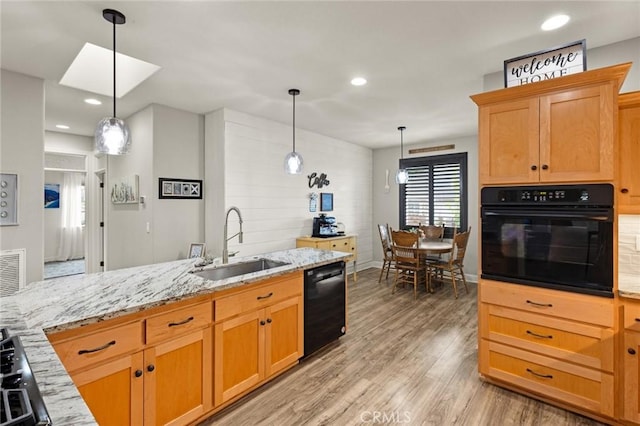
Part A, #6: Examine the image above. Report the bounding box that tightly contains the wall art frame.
[111,174,139,204]
[188,243,206,258]
[159,177,203,199]
[320,192,333,212]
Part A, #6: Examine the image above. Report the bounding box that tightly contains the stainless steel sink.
[190,258,290,281]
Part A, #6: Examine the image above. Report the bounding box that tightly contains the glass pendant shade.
[285,151,304,174]
[95,117,131,155]
[95,9,130,155]
[284,88,303,174]
[396,168,409,184]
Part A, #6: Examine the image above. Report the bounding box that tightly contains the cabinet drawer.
[482,304,614,371]
[480,280,613,327]
[146,301,212,345]
[482,340,614,417]
[215,274,302,321]
[53,322,143,372]
[624,300,640,331]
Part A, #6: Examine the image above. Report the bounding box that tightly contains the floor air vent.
[0,249,25,297]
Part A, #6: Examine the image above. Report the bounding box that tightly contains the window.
[399,153,467,234]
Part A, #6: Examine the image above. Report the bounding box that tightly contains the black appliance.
[0,328,52,426]
[481,184,613,298]
[312,214,338,238]
[303,262,346,357]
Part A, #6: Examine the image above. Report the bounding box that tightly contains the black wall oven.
[481,184,613,298]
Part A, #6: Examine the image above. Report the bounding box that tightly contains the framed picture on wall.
[320,192,333,212]
[111,175,139,204]
[159,178,203,199]
[188,243,206,258]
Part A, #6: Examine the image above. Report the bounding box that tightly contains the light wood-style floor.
[200,268,604,426]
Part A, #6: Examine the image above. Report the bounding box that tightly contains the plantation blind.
[399,153,467,231]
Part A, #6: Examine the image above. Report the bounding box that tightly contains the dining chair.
[427,227,471,298]
[390,230,427,299]
[419,224,444,240]
[377,223,395,282]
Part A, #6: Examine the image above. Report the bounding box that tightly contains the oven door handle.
[482,209,612,221]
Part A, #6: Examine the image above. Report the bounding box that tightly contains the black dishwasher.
[303,261,346,357]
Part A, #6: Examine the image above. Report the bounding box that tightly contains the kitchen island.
[1,248,350,425]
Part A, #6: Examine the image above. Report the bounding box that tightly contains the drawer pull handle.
[629,348,637,355]
[257,292,273,300]
[168,316,194,327]
[526,368,553,379]
[78,340,116,355]
[526,330,553,339]
[526,300,552,308]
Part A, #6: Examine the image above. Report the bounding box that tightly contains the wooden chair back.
[390,230,420,265]
[450,227,471,267]
[378,223,393,260]
[420,224,444,240]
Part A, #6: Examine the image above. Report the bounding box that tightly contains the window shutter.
[432,162,461,228]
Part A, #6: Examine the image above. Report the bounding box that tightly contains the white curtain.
[56,172,84,261]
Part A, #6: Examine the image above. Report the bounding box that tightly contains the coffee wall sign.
[308,172,330,189]
[504,39,586,88]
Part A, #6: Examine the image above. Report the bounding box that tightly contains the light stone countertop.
[619,272,640,300]
[1,247,350,425]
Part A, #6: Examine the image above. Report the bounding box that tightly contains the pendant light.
[95,9,131,155]
[396,126,409,184]
[284,88,303,174]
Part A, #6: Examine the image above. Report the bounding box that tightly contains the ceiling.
[2,1,639,149]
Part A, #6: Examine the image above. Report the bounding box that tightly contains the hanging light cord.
[112,15,117,118]
[292,92,296,152]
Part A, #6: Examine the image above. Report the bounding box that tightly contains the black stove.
[0,328,51,426]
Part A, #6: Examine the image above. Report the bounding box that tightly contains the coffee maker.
[312,214,338,238]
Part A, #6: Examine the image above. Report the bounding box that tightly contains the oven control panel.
[481,184,613,206]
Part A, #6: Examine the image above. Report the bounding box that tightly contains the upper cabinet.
[618,91,640,213]
[472,63,631,185]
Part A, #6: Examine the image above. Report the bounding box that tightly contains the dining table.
[416,238,454,292]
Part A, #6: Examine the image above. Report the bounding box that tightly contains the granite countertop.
[1,247,350,425]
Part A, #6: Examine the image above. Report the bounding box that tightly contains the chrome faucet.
[223,206,243,264]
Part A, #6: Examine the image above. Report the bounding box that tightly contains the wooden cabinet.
[478,280,615,418]
[472,63,631,185]
[622,299,640,423]
[213,272,303,406]
[296,235,357,281]
[618,91,640,213]
[51,300,213,426]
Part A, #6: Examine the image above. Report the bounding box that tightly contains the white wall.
[205,109,374,270]
[43,170,64,261]
[372,137,479,280]
[0,69,44,284]
[152,104,205,261]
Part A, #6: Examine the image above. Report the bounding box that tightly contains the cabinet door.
[619,99,640,211]
[315,240,333,250]
[72,352,144,426]
[214,310,264,406]
[143,328,212,426]
[624,331,640,423]
[539,84,614,182]
[265,296,303,377]
[478,98,540,184]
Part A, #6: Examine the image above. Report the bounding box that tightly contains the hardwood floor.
[200,268,603,426]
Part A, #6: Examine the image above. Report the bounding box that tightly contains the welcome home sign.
[504,39,586,88]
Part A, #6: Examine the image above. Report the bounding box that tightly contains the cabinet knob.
[147,364,155,372]
[260,320,266,326]
[541,164,549,170]
[629,348,637,355]
[530,165,537,171]
[266,318,272,323]
[621,188,629,194]
[135,369,143,378]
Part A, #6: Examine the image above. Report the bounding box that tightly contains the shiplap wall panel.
[220,109,373,269]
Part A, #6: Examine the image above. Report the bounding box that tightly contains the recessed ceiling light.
[60,42,161,97]
[84,98,102,105]
[55,124,70,130]
[351,77,367,86]
[541,14,570,31]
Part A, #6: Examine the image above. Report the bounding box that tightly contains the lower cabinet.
[214,274,303,406]
[478,279,615,419]
[623,299,640,424]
